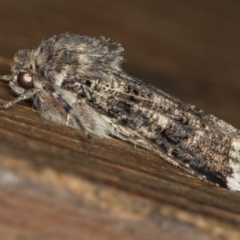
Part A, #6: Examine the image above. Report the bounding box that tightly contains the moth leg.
[84,133,93,156]
[66,108,93,156]
[0,75,12,82]
[74,112,93,148]
[64,107,90,138]
[65,111,92,145]
[66,113,70,126]
[0,89,39,109]
[61,103,93,147]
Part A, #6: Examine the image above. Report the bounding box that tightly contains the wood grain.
[0,1,240,239]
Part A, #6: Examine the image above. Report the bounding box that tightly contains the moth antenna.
[0,75,12,82]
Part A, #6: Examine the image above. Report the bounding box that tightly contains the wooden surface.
[1,1,240,239]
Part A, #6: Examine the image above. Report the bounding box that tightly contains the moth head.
[7,33,125,94]
[9,49,38,95]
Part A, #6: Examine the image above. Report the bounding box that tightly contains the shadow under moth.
[0,33,240,191]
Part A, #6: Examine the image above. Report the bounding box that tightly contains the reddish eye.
[17,72,34,89]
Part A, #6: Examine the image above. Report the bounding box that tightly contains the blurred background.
[0,0,240,126]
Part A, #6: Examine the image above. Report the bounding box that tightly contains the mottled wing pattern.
[61,72,236,188]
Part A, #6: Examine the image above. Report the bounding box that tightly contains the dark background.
[1,0,240,126]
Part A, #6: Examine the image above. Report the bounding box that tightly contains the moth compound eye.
[17,72,34,89]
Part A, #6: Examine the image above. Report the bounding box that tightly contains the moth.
[0,33,240,191]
